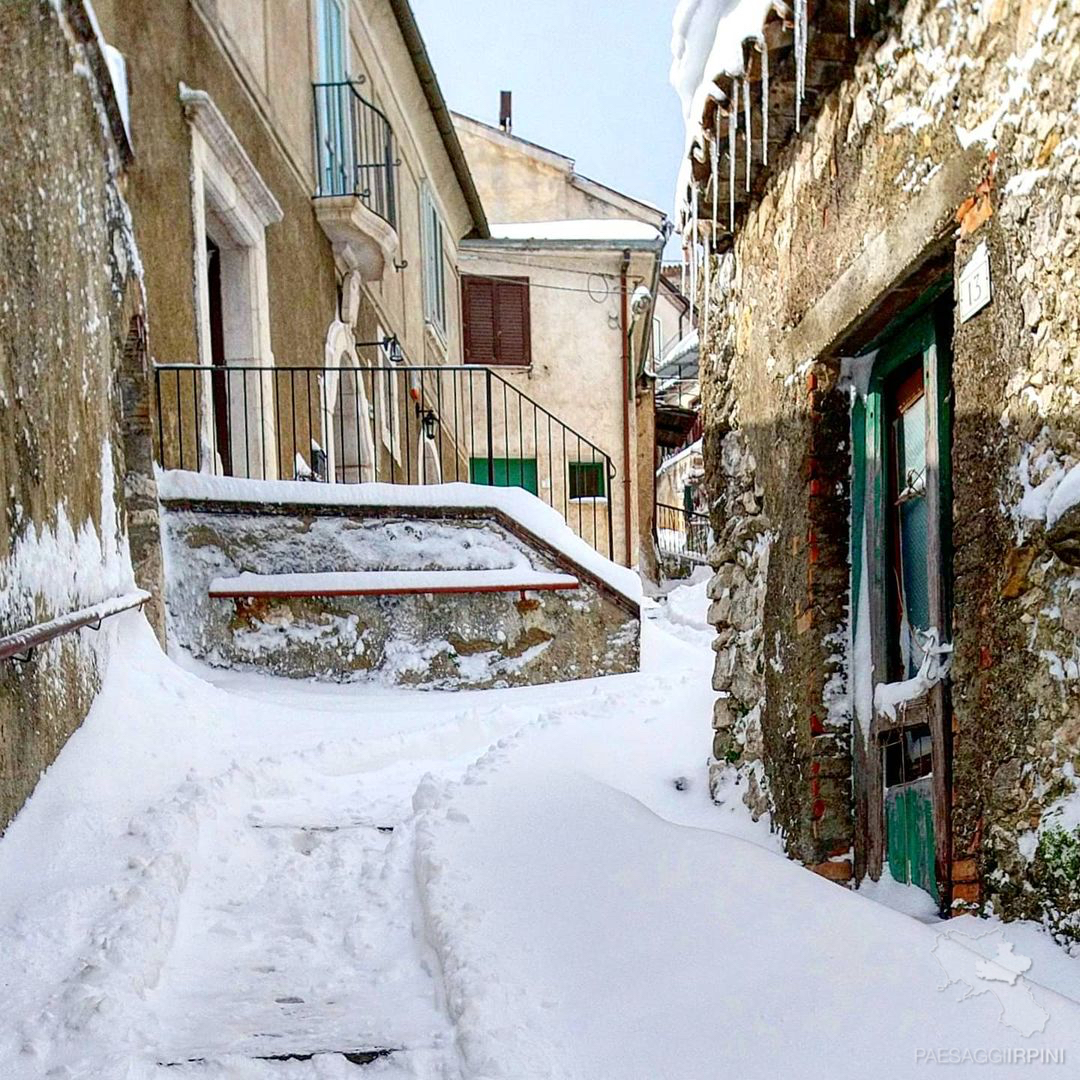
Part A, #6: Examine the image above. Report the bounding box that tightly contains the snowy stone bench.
[208,568,581,600]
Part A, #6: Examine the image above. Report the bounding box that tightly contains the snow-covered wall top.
[669,0,778,219]
[156,471,642,606]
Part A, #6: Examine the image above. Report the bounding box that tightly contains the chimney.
[499,90,512,134]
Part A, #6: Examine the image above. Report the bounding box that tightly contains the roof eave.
[387,0,490,239]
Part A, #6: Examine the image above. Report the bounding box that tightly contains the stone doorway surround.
[181,84,283,478]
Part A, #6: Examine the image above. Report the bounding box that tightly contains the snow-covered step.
[208,568,580,598]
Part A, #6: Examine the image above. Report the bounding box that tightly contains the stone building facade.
[678,0,1080,928]
[0,1,161,830]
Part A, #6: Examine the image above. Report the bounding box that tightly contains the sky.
[410,0,685,246]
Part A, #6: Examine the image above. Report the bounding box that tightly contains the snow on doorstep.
[156,470,642,606]
[487,218,662,242]
[208,568,580,596]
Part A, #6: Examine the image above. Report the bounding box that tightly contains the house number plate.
[958,242,992,323]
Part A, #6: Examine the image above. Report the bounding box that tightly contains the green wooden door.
[886,777,938,901]
[851,292,953,902]
[469,457,538,495]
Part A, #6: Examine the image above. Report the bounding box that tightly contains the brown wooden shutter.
[493,278,530,366]
[462,275,530,366]
[462,276,495,364]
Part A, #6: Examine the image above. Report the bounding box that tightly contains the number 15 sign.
[958,241,992,323]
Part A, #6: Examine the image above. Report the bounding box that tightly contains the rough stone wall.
[0,3,159,830]
[700,0,1080,914]
[161,505,640,688]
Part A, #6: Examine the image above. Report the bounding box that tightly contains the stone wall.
[0,2,160,830]
[161,502,640,688]
[699,0,1080,916]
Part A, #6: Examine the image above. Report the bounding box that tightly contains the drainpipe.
[620,250,633,567]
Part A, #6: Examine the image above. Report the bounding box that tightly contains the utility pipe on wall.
[620,250,633,567]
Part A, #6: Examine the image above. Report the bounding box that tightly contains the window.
[421,185,447,339]
[568,461,606,500]
[885,362,931,679]
[469,457,538,495]
[315,0,349,197]
[317,0,346,81]
[462,274,531,366]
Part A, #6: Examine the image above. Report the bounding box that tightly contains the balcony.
[312,81,399,280]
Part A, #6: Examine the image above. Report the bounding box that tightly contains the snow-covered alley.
[2,581,1080,1080]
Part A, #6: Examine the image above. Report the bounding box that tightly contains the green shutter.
[469,457,538,495]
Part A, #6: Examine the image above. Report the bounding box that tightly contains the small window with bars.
[568,461,606,501]
[421,184,447,340]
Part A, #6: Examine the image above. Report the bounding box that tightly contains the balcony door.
[316,0,350,196]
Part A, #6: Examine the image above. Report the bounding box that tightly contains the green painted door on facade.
[469,457,538,495]
[851,297,953,902]
[886,778,938,901]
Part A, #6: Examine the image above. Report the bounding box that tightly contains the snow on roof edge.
[156,470,642,606]
[488,219,663,242]
[660,328,700,369]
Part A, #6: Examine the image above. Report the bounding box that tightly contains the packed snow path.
[2,579,1080,1078]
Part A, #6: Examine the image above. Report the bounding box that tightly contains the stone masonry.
[697,0,1080,921]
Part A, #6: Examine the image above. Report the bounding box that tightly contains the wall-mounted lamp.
[422,409,438,441]
[383,336,404,364]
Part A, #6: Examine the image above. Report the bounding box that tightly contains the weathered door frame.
[851,294,953,908]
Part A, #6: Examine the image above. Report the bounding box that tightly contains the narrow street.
[2,582,1078,1078]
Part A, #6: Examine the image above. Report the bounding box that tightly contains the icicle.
[761,42,769,166]
[729,77,737,231]
[690,183,699,319]
[849,0,856,37]
[743,74,751,193]
[702,223,711,344]
[801,0,809,126]
[794,0,806,132]
[711,123,719,239]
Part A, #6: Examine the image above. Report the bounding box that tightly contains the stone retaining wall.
[162,502,639,689]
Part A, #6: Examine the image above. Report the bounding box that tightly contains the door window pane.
[888,364,931,678]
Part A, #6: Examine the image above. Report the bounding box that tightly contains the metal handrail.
[152,362,617,560]
[0,590,150,662]
[655,502,711,568]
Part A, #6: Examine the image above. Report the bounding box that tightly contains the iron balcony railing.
[313,81,398,228]
[153,360,616,560]
[655,502,712,569]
